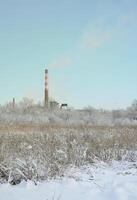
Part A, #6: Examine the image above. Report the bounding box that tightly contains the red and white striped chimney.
[45,69,49,107]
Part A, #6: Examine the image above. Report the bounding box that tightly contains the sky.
[0,0,137,109]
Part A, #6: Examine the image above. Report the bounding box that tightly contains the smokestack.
[44,69,49,107]
[13,98,15,108]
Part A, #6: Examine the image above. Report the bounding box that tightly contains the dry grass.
[0,123,137,184]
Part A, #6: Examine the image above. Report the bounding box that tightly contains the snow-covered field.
[0,105,137,199]
[0,161,137,200]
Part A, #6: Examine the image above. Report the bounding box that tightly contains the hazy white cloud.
[82,31,111,49]
[48,13,136,68]
[120,14,135,25]
[82,13,136,49]
[48,55,71,68]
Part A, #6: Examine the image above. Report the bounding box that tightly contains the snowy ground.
[0,161,137,200]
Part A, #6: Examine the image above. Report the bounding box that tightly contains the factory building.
[44,68,67,109]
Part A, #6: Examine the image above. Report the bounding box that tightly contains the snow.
[0,161,137,200]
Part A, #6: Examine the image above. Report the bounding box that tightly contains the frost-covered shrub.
[0,125,137,184]
[0,99,137,126]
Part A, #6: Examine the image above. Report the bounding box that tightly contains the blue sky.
[0,0,137,109]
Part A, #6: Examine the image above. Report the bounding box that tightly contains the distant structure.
[60,103,68,109]
[13,98,15,108]
[44,68,68,110]
[133,116,137,121]
[50,101,59,110]
[44,69,49,107]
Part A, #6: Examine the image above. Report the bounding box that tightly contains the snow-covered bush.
[0,125,137,184]
[0,99,137,184]
[0,98,137,126]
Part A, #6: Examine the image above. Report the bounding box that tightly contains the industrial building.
[44,68,68,109]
